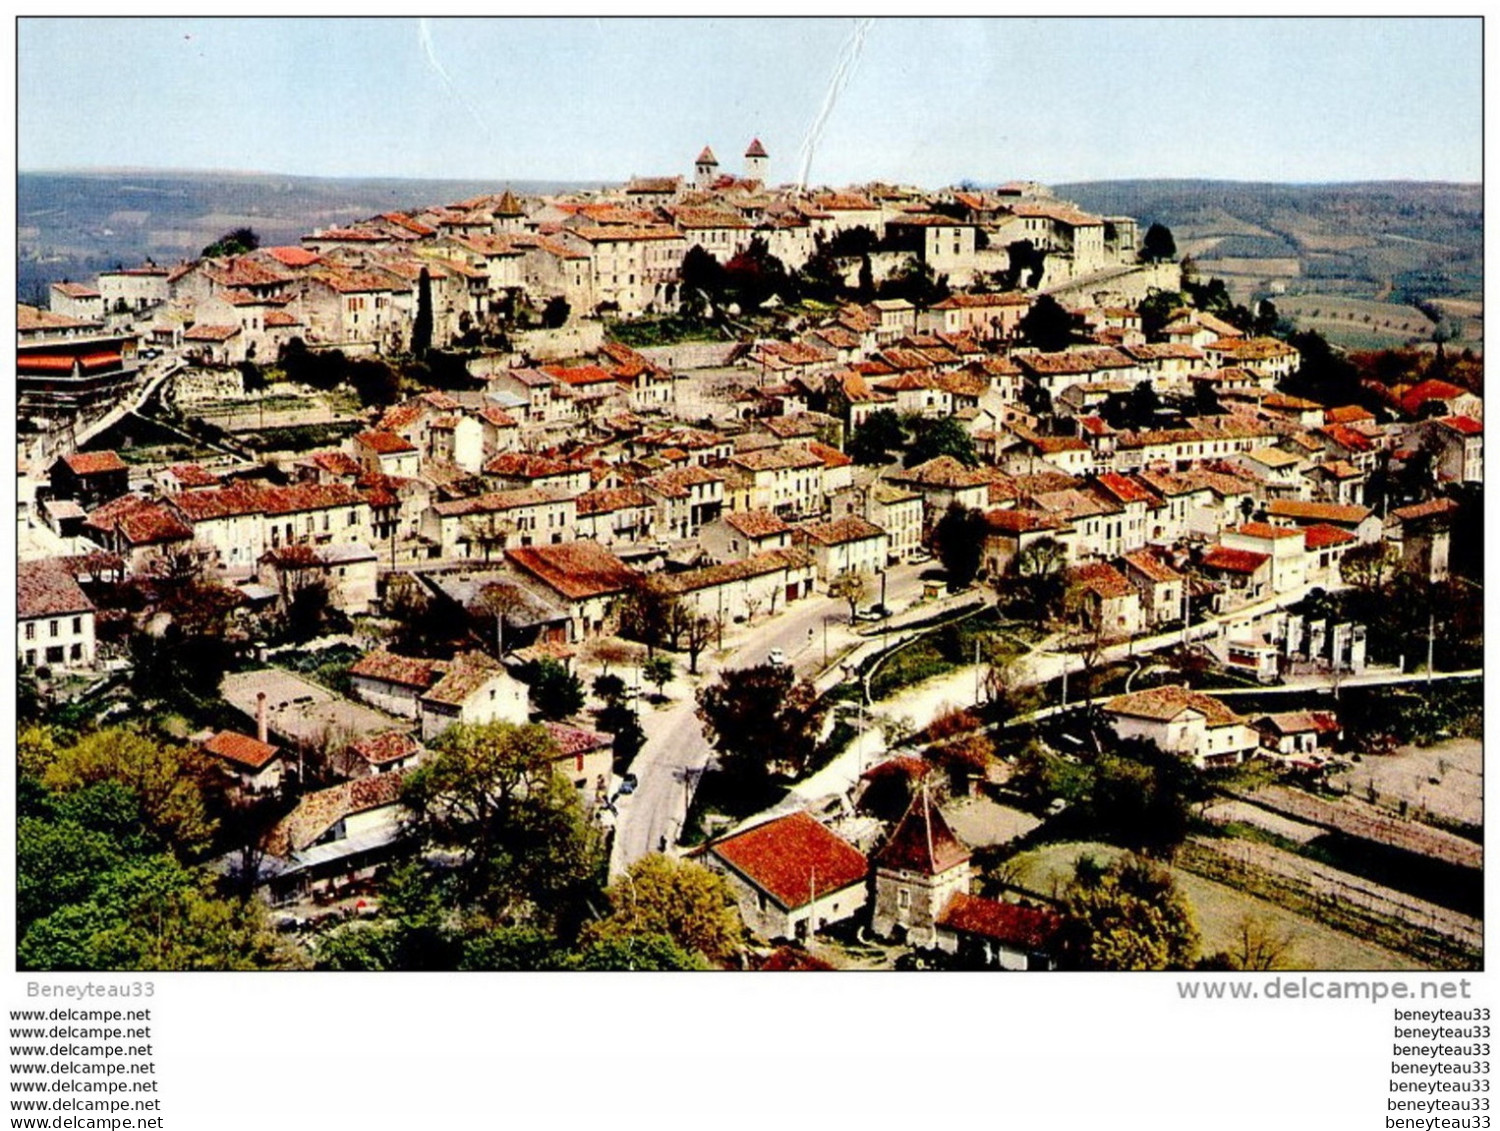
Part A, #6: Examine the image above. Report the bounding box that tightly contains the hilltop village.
[17,142,1483,971]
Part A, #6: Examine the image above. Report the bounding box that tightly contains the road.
[606,562,928,874]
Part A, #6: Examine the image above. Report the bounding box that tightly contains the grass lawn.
[1004,840,1421,971]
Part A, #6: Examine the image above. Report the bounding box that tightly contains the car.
[767,647,787,667]
[617,773,638,796]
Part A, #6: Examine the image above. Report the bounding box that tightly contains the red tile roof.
[1398,379,1470,417]
[797,515,886,546]
[63,450,127,476]
[1200,546,1270,574]
[709,811,868,910]
[506,541,639,601]
[18,559,95,619]
[350,731,421,766]
[1438,414,1482,436]
[1302,523,1357,550]
[876,794,970,875]
[1071,560,1135,599]
[937,893,1062,949]
[204,730,281,770]
[725,509,790,539]
[356,429,418,455]
[1105,684,1243,727]
[349,649,442,690]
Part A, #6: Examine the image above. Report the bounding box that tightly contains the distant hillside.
[1056,179,1482,306]
[17,170,591,303]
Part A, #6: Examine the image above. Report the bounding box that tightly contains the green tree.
[412,267,434,357]
[17,816,123,930]
[39,728,216,854]
[828,571,871,622]
[846,407,906,465]
[643,656,675,699]
[402,722,604,923]
[592,672,627,703]
[20,855,300,971]
[1017,294,1079,352]
[697,664,824,786]
[1006,536,1068,620]
[541,295,571,328]
[459,925,567,971]
[582,854,743,965]
[1059,853,1200,971]
[201,226,259,258]
[1137,289,1183,339]
[932,502,987,590]
[905,416,977,468]
[563,933,708,971]
[1141,223,1176,263]
[521,657,586,720]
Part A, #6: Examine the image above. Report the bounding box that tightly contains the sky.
[17,16,1484,186]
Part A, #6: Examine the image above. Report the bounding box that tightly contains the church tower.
[695,146,719,190]
[744,138,768,183]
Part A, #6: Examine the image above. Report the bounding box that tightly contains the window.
[72,617,82,633]
[24,622,34,641]
[46,646,64,664]
[70,643,82,661]
[25,649,36,667]
[49,620,59,638]
[897,888,911,909]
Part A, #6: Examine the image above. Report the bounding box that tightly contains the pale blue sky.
[18,17,1483,185]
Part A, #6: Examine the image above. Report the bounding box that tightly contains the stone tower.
[870,787,973,946]
[744,138,768,183]
[695,145,719,190]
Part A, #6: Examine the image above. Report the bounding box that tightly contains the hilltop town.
[17,141,1483,972]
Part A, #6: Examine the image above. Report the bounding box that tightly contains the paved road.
[607,563,928,874]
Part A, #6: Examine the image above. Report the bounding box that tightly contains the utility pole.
[1426,613,1435,688]
[974,635,982,704]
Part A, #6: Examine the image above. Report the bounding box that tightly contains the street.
[606,562,928,874]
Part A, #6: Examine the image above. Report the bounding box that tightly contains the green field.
[1005,840,1420,971]
[1277,294,1438,350]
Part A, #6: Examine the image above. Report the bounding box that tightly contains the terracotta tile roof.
[167,463,219,487]
[806,440,853,470]
[730,447,824,473]
[349,649,442,690]
[422,652,508,708]
[937,893,1062,949]
[649,548,811,596]
[52,282,101,298]
[1265,500,1372,525]
[184,323,241,342]
[478,406,519,428]
[202,257,292,289]
[350,731,421,766]
[575,487,650,516]
[876,794,970,875]
[308,450,363,477]
[708,811,868,910]
[1200,546,1270,574]
[1302,523,1358,550]
[18,559,95,619]
[263,245,322,268]
[1015,347,1135,376]
[984,508,1059,535]
[432,487,571,518]
[1438,414,1482,436]
[1398,379,1470,416]
[1071,560,1135,599]
[1233,522,1302,542]
[62,450,127,476]
[1090,471,1153,505]
[18,304,96,332]
[1105,684,1244,727]
[1390,497,1460,524]
[1121,549,1181,583]
[484,452,586,479]
[541,364,620,388]
[506,541,638,601]
[263,771,408,857]
[204,730,281,770]
[168,481,365,521]
[725,509,790,538]
[544,721,611,758]
[356,429,418,455]
[643,464,724,498]
[888,456,990,490]
[85,496,193,546]
[1320,423,1374,452]
[797,515,886,546]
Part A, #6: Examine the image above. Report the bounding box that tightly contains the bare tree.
[684,613,714,675]
[471,581,531,658]
[828,571,871,623]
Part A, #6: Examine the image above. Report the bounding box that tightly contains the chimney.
[256,692,268,745]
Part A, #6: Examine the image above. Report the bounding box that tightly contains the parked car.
[767,647,787,667]
[617,773,639,796]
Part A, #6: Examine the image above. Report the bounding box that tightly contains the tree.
[470,581,531,656]
[828,571,871,622]
[846,408,906,465]
[402,721,602,921]
[1058,853,1200,971]
[697,664,824,786]
[541,295,570,329]
[347,358,402,408]
[1137,289,1183,340]
[616,580,680,657]
[643,656,675,699]
[932,502,987,590]
[201,227,259,259]
[683,613,714,675]
[1141,223,1176,263]
[1017,294,1079,352]
[1340,541,1401,592]
[1079,735,1204,853]
[905,416,977,468]
[521,658,585,720]
[1202,913,1297,971]
[680,245,726,310]
[592,673,627,704]
[38,728,216,854]
[563,933,708,971]
[1006,536,1068,620]
[19,855,300,971]
[581,854,743,964]
[412,267,434,357]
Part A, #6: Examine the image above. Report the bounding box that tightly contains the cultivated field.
[1005,839,1420,970]
[1277,294,1436,349]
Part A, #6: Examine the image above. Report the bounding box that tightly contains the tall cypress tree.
[412,267,434,357]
